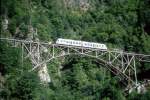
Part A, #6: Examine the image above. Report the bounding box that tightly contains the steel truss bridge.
[0,38,150,91]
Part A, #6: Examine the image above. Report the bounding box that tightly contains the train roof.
[57,38,105,45]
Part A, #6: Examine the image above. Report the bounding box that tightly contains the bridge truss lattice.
[1,38,150,90]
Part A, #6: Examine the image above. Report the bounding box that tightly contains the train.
[56,38,107,50]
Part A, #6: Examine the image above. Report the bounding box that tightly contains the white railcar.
[56,38,107,50]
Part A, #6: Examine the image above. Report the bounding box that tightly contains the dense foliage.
[0,0,150,100]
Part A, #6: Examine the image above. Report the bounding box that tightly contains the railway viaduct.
[0,38,150,93]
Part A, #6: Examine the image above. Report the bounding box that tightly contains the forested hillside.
[0,0,150,100]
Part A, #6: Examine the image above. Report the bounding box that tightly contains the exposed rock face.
[2,18,8,30]
[79,0,90,11]
[63,0,90,11]
[137,84,146,94]
[128,81,150,94]
[27,26,34,41]
[38,63,51,83]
